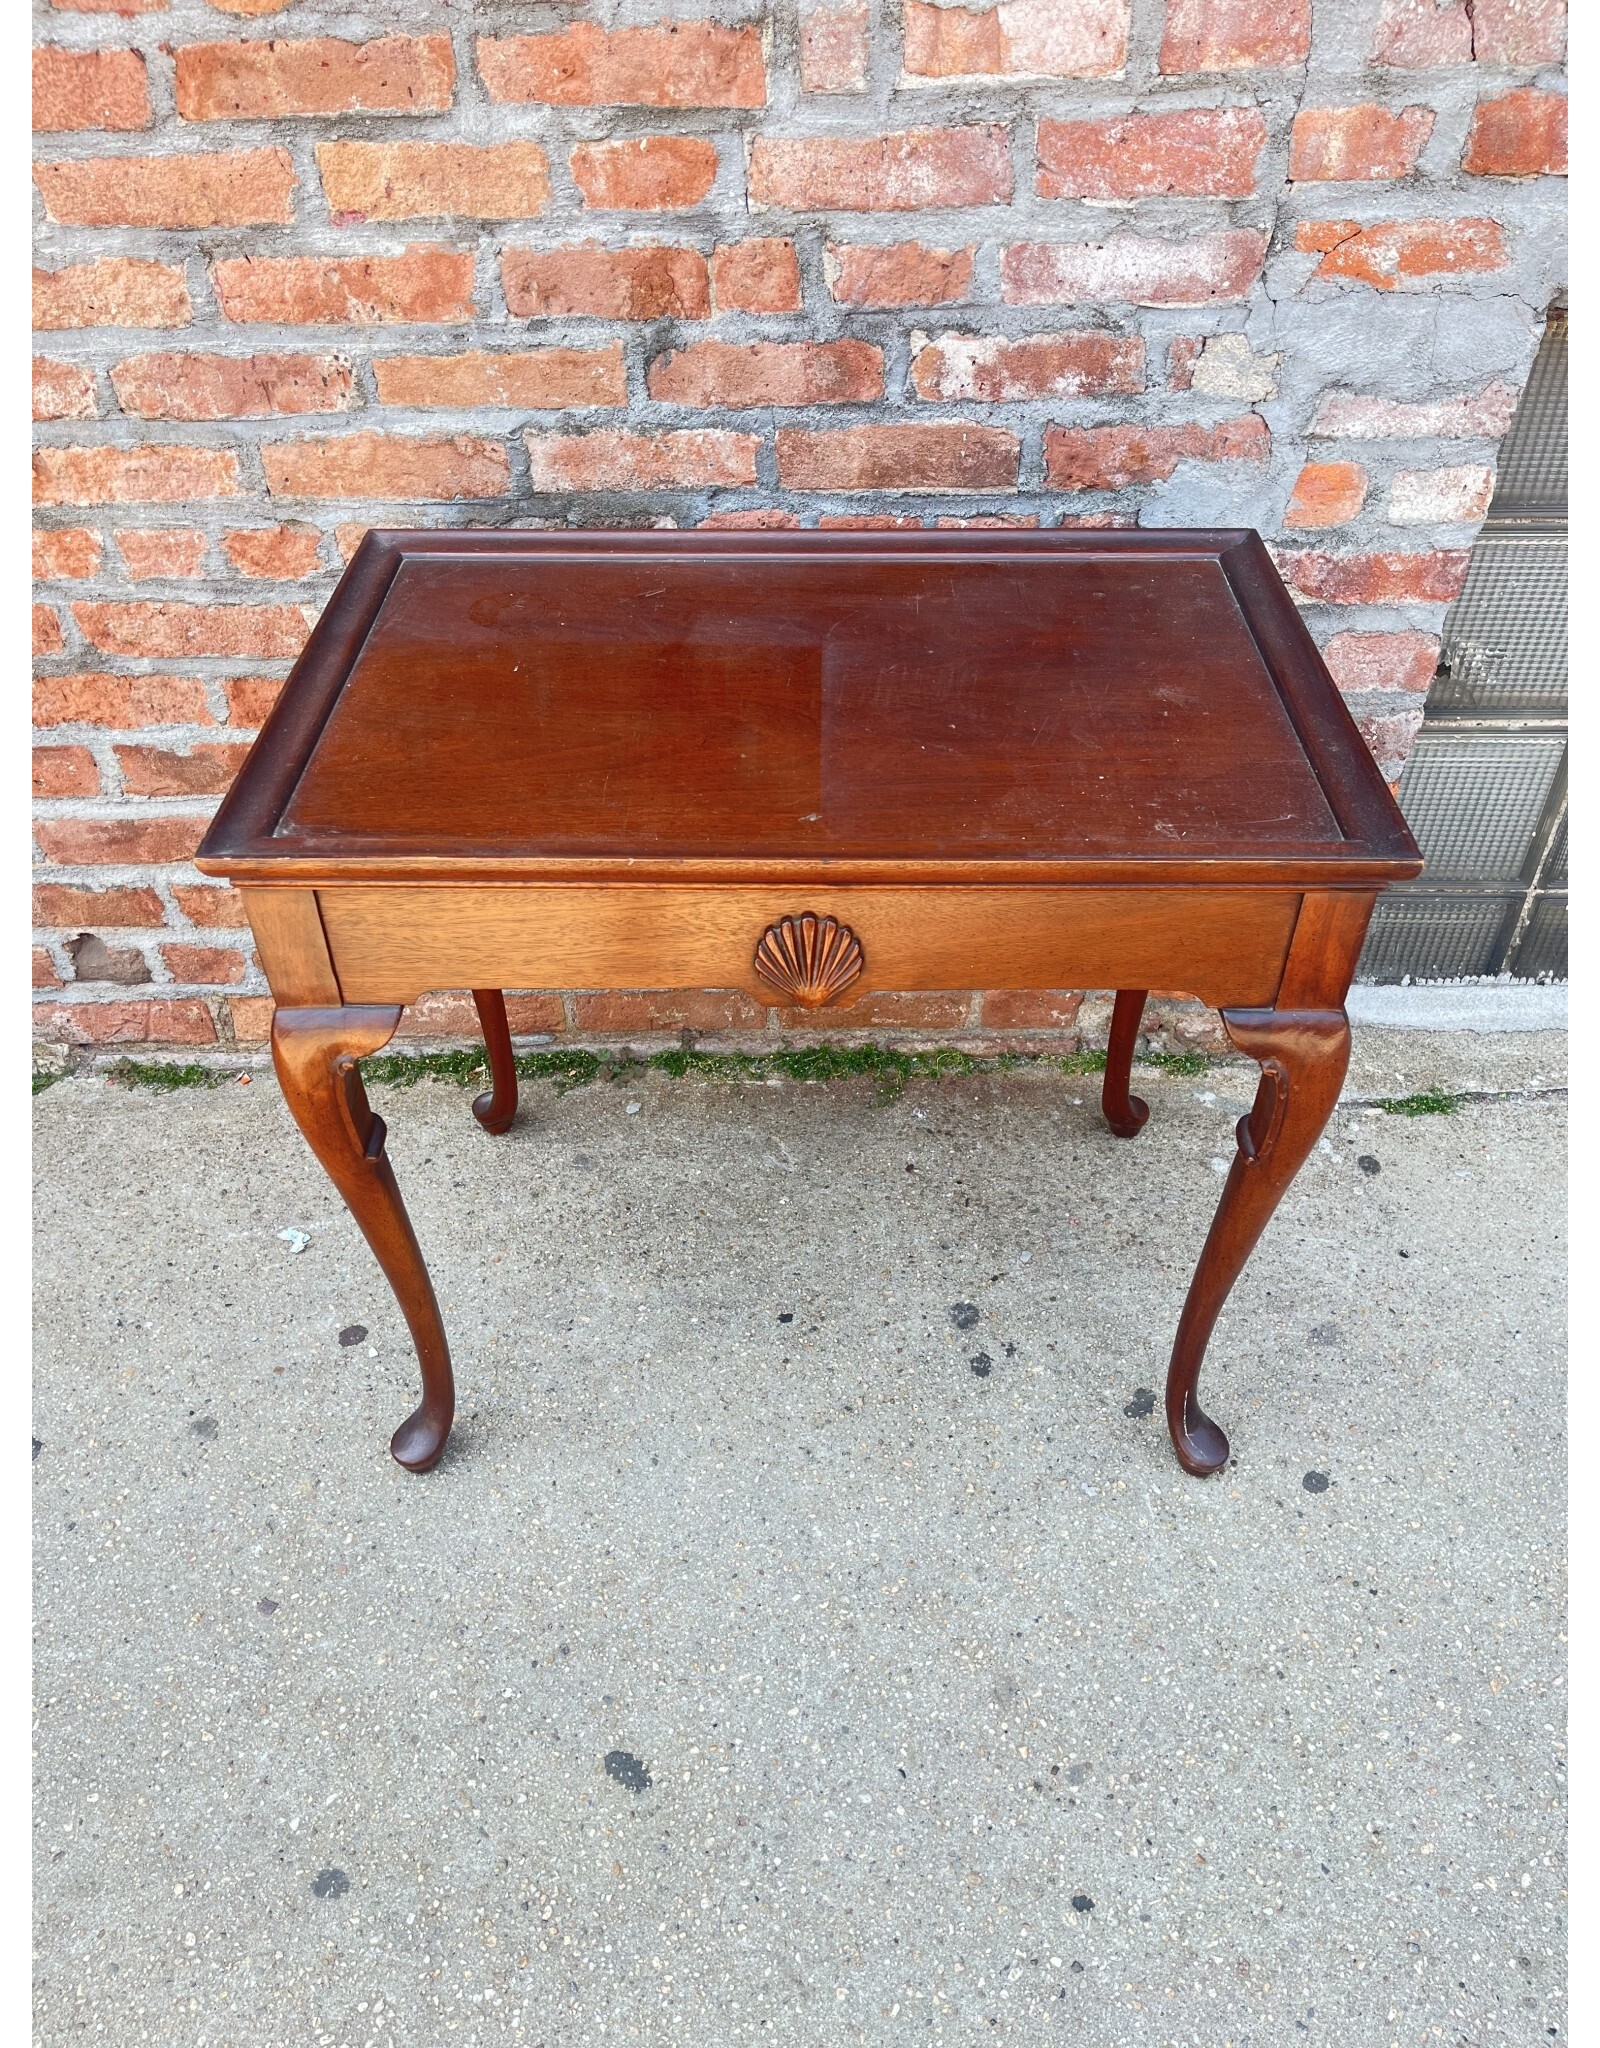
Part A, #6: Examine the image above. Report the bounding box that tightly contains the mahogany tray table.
[196,529,1422,1479]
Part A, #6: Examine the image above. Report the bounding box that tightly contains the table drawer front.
[316,885,1299,1009]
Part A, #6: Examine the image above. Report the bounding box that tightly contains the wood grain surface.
[314,883,1303,1009]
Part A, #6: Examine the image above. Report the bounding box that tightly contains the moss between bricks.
[35,1061,1479,1119]
[105,1059,226,1093]
[78,1042,1148,1100]
[1375,1089,1461,1117]
[361,1042,1116,1101]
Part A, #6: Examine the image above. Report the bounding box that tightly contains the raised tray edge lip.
[195,527,1423,873]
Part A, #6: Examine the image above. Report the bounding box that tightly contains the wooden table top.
[197,529,1422,888]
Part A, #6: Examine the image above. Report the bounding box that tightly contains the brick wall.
[33,0,1567,1056]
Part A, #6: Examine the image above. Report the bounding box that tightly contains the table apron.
[296,884,1306,1010]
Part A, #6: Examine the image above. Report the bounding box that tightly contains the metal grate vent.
[1361,894,1521,981]
[1429,534,1567,715]
[1509,895,1568,980]
[1360,298,1567,985]
[1391,729,1566,881]
[1542,813,1567,890]
[1489,311,1566,516]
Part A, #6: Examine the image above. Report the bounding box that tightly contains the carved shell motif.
[753,913,864,1008]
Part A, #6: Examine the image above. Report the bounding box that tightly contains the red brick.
[374,347,626,410]
[1463,91,1566,179]
[35,671,213,727]
[395,990,566,1037]
[34,883,166,927]
[222,525,323,578]
[34,949,62,991]
[334,524,369,563]
[557,148,712,226]
[175,35,454,120]
[317,140,550,221]
[711,240,802,313]
[212,249,474,325]
[174,883,249,927]
[1289,104,1434,182]
[34,444,240,507]
[34,745,100,797]
[1285,461,1367,528]
[1167,336,1201,389]
[750,127,1011,211]
[1388,464,1494,524]
[1472,0,1565,64]
[33,46,151,130]
[1037,108,1264,199]
[1295,218,1508,288]
[1352,706,1424,775]
[523,429,759,490]
[34,259,191,330]
[1320,630,1439,696]
[1276,549,1470,604]
[117,528,208,577]
[50,0,167,11]
[111,351,352,420]
[1371,0,1473,65]
[981,989,1084,1029]
[228,996,274,1042]
[1056,512,1136,529]
[783,990,971,1030]
[699,509,803,529]
[34,605,65,655]
[477,24,765,109]
[207,0,298,13]
[35,148,296,227]
[1309,381,1517,438]
[571,989,764,1033]
[263,433,509,501]
[33,528,102,579]
[826,241,974,306]
[224,676,283,724]
[135,545,218,622]
[911,331,1143,401]
[903,0,1128,78]
[163,943,246,985]
[35,814,210,864]
[1160,0,1310,70]
[503,244,709,320]
[36,998,217,1046]
[801,0,870,91]
[1044,416,1268,489]
[509,994,571,1036]
[648,339,883,407]
[777,423,1019,492]
[115,741,252,794]
[1002,229,1266,306]
[571,137,717,211]
[70,601,311,658]
[34,357,97,421]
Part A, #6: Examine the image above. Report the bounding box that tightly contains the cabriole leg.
[1165,1007,1350,1478]
[471,989,518,1134]
[1101,988,1150,1138]
[272,1005,455,1473]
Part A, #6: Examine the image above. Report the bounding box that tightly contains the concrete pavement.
[33,1026,1566,2046]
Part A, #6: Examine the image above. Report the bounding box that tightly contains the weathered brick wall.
[33,0,1566,1056]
